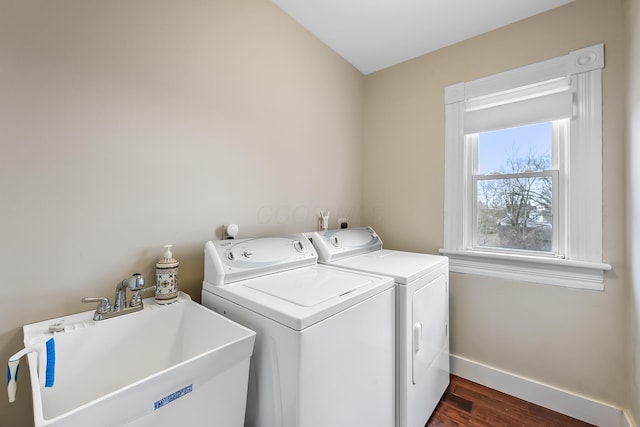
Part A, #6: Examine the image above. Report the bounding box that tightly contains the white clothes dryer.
[310,227,449,427]
[201,234,396,427]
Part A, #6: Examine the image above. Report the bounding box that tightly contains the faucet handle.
[81,296,112,315]
[130,286,156,307]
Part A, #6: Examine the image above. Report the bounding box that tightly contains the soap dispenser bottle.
[155,244,179,304]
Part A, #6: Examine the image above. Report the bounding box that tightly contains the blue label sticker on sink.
[154,384,193,410]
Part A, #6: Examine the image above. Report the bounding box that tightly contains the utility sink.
[21,292,255,427]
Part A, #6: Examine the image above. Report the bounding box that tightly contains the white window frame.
[440,44,611,291]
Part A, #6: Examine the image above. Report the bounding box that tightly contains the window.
[441,44,611,290]
[473,121,561,254]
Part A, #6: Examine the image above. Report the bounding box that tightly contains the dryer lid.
[311,226,383,262]
[329,249,448,285]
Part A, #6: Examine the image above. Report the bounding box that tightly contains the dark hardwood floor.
[426,375,595,427]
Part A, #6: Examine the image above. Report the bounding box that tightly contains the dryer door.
[412,273,448,384]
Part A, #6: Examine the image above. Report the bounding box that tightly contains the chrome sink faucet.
[82,273,150,321]
[114,273,145,311]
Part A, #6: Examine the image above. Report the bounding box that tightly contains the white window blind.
[464,77,573,134]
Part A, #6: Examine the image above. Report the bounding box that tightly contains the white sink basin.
[22,292,255,427]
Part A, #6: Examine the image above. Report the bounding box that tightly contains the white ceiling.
[272,0,574,74]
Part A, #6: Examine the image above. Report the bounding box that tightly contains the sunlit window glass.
[474,122,555,253]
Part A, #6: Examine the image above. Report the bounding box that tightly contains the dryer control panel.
[311,226,383,262]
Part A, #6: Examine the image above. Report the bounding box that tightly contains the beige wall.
[363,0,628,408]
[0,1,364,425]
[2,0,635,425]
[626,0,640,422]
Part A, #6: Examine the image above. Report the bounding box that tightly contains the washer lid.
[203,265,394,330]
[245,266,373,306]
[325,249,448,285]
[311,227,383,262]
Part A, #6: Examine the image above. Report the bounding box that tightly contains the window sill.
[438,249,612,291]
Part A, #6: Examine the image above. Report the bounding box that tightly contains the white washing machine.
[310,227,449,427]
[201,233,396,427]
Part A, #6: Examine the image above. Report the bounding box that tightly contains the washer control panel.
[204,234,317,285]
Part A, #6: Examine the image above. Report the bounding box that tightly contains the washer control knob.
[330,235,341,247]
[293,240,306,253]
[243,249,254,258]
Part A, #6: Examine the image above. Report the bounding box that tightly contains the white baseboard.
[450,354,635,427]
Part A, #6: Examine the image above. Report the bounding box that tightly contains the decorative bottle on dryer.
[155,244,179,304]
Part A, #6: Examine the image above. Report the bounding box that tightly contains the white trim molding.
[450,354,635,427]
[440,248,611,290]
